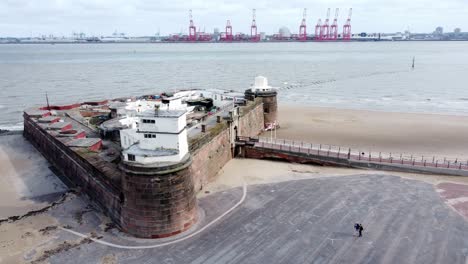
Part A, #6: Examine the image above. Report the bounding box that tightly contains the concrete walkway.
[50,174,468,264]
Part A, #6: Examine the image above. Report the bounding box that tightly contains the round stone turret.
[118,107,198,238]
[244,76,278,128]
[120,154,197,238]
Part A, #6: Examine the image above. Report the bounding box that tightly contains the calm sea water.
[1,42,468,130]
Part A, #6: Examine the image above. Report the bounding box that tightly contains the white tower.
[251,76,274,92]
[120,107,189,164]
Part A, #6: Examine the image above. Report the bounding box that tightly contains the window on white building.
[142,119,156,124]
[144,134,156,138]
[128,154,135,161]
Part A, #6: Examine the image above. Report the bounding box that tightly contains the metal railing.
[238,136,468,171]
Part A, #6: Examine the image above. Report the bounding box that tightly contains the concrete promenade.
[3,134,468,263]
[49,175,468,263]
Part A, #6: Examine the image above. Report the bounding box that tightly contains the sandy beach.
[262,104,468,160]
[2,105,468,262]
[0,135,67,218]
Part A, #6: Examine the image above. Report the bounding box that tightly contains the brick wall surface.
[121,161,198,238]
[239,103,265,138]
[190,103,264,192]
[23,114,123,225]
[261,95,278,125]
[190,129,231,192]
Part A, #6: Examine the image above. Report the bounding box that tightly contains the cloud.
[0,0,467,36]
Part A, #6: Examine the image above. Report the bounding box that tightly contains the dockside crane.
[188,9,197,41]
[226,20,233,41]
[251,9,260,42]
[315,19,322,40]
[343,8,352,40]
[329,8,339,40]
[299,8,307,41]
[320,8,331,40]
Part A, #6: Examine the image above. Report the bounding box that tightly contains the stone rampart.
[23,113,123,225]
[120,156,198,238]
[190,100,264,192]
[23,97,266,238]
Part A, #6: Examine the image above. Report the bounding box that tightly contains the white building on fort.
[120,107,189,165]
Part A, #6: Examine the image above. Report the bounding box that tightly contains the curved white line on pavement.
[59,181,247,249]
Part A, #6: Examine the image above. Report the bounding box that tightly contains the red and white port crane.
[226,20,233,41]
[251,9,260,42]
[299,8,307,41]
[315,19,322,40]
[188,9,197,41]
[320,8,331,40]
[343,8,352,40]
[329,8,339,40]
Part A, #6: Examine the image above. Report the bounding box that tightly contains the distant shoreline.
[1,39,468,44]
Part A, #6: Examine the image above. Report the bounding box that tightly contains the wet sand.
[0,135,67,218]
[263,105,468,160]
[0,135,69,263]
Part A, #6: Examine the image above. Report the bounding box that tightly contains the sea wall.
[23,113,123,226]
[241,144,468,177]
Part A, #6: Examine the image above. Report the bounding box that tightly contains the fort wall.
[23,98,266,238]
[23,113,123,226]
[190,100,264,192]
[120,157,198,238]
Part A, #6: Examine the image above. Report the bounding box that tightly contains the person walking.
[358,224,364,237]
[354,223,360,235]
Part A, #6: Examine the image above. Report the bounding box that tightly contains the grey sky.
[0,0,466,37]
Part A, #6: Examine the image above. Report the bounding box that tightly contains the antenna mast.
[45,92,50,111]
